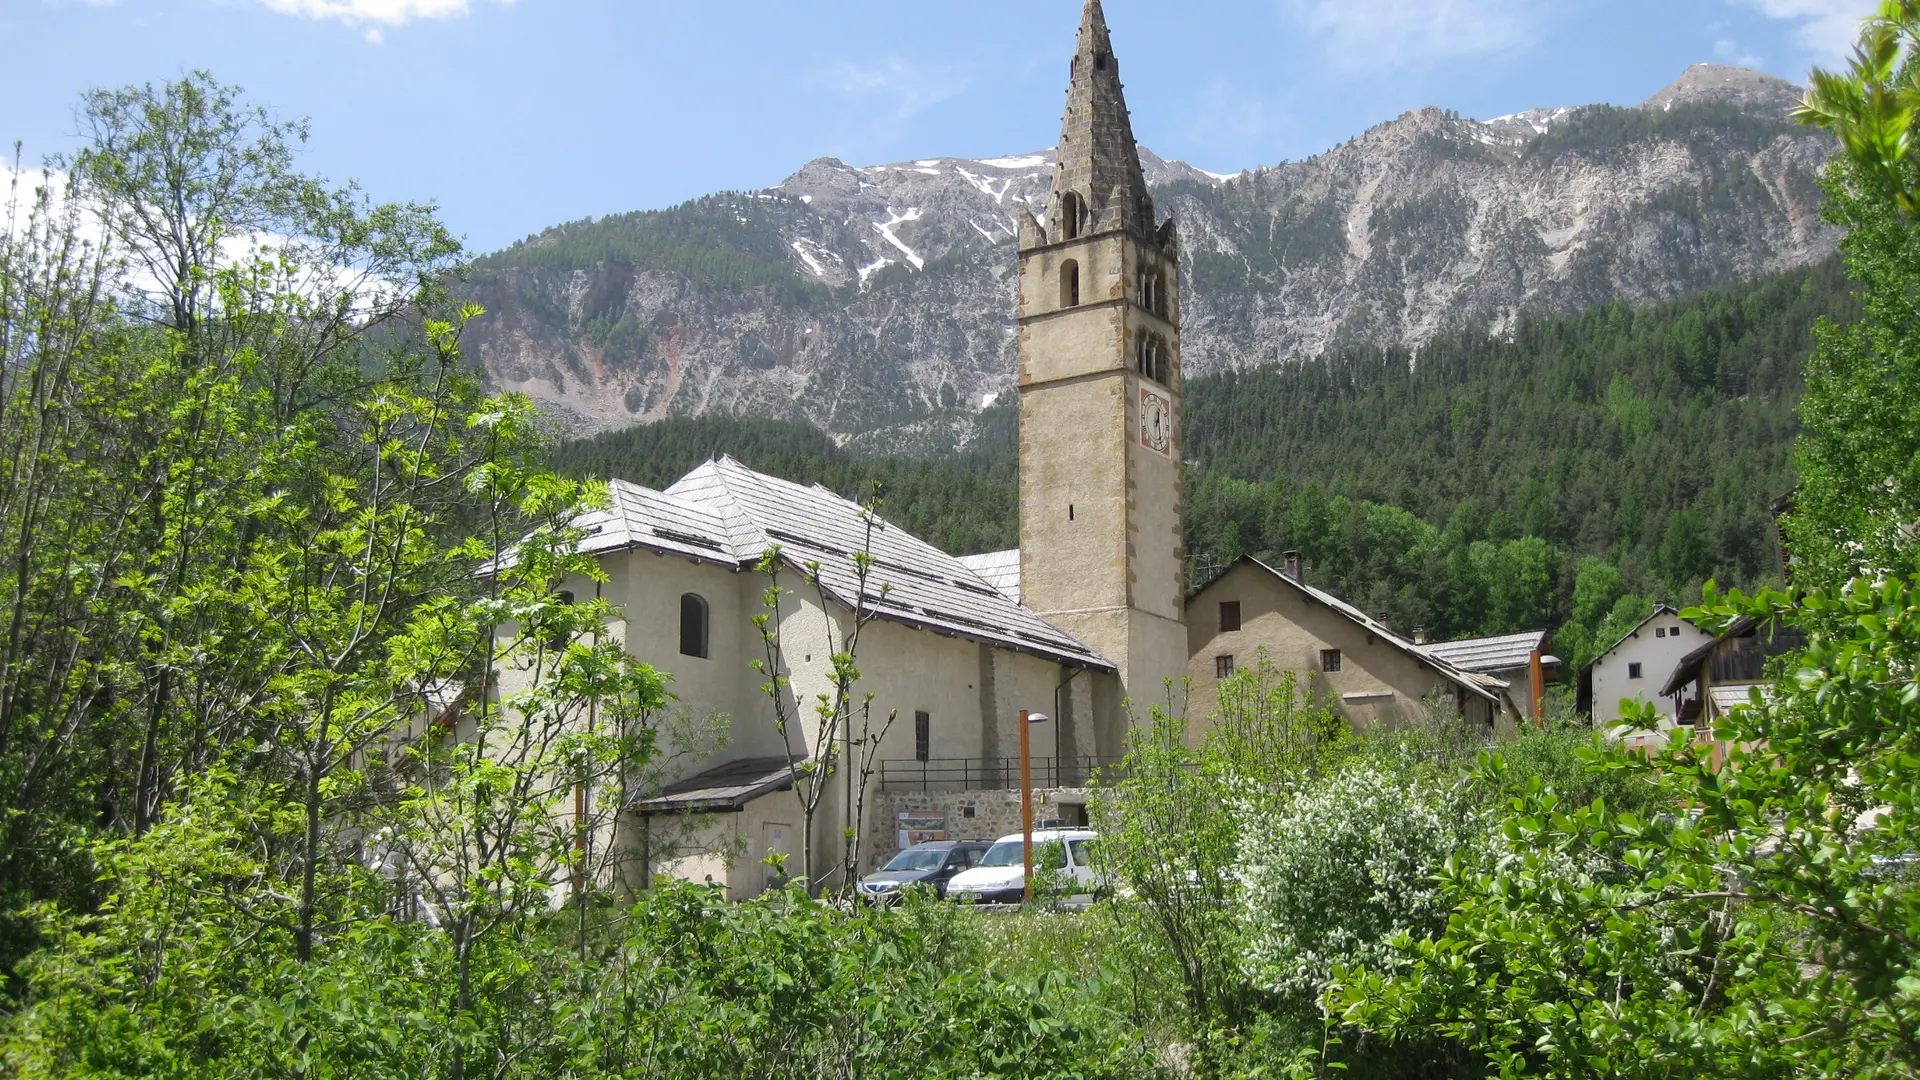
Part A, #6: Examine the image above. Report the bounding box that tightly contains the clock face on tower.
[1140,385,1173,457]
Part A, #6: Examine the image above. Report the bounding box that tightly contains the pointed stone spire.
[1044,0,1156,245]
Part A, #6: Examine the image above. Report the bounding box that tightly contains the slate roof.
[1423,630,1553,674]
[631,757,798,814]
[957,549,1020,603]
[575,457,1112,672]
[1190,556,1506,704]
[1709,682,1772,715]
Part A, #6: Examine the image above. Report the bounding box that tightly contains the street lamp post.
[1019,709,1050,902]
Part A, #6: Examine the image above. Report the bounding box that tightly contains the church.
[495,0,1524,899]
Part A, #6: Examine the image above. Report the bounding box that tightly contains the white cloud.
[1279,0,1540,71]
[821,57,970,121]
[1736,0,1878,64]
[248,0,513,29]
[1715,37,1766,67]
[4,164,400,319]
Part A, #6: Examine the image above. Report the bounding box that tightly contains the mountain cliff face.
[464,64,1837,444]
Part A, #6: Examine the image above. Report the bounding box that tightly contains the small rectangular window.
[1215,655,1234,679]
[914,711,931,762]
[1628,663,1644,680]
[1655,627,1666,638]
[1219,601,1241,633]
[1321,649,1343,673]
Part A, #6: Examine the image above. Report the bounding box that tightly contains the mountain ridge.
[464,63,1836,445]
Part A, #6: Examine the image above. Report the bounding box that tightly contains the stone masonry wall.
[866,788,1093,871]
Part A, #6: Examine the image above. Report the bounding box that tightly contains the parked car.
[855,840,992,902]
[945,829,1101,904]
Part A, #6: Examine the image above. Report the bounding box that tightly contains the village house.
[1659,613,1806,764]
[1421,628,1560,722]
[1578,605,1717,749]
[1183,553,1516,735]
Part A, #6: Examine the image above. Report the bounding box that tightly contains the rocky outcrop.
[463,64,1837,444]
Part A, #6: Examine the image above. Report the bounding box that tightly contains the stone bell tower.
[1017,0,1186,756]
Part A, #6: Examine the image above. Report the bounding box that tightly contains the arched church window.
[1060,192,1083,240]
[679,593,710,659]
[1060,260,1080,308]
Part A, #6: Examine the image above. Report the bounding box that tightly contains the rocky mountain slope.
[464,64,1837,445]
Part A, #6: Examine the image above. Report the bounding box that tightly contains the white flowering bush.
[1236,764,1484,1001]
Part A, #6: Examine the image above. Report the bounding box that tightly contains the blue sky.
[0,0,1877,254]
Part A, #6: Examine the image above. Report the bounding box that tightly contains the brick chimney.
[1282,550,1303,582]
[1413,627,1429,645]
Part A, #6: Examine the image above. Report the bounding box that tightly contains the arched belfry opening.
[1060,192,1083,240]
[1060,259,1080,307]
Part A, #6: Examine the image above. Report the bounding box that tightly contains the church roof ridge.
[586,464,1113,672]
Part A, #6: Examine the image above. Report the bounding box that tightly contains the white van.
[944,829,1101,904]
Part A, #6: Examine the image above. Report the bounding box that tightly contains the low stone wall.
[866,788,1093,870]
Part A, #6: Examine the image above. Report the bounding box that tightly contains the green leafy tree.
[1317,17,1920,1060]
[1326,579,1920,1077]
[1791,1,1920,583]
[1090,656,1351,1076]
[0,72,458,976]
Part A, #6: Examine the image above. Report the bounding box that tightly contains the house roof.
[957,549,1020,603]
[631,756,798,814]
[576,457,1112,672]
[1583,603,1683,675]
[1191,556,1504,704]
[1423,630,1552,674]
[1660,614,1760,697]
[1709,682,1772,715]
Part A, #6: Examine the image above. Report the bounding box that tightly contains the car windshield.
[978,840,1069,868]
[978,841,1024,867]
[882,849,946,872]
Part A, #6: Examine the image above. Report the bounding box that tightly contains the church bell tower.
[1017,0,1186,754]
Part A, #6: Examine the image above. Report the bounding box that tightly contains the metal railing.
[879,756,1127,792]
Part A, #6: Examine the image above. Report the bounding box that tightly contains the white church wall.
[646,790,804,902]
[608,551,763,758]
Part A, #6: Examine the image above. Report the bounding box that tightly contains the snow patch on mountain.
[874,207,926,270]
[791,241,826,277]
[857,256,893,286]
[978,154,1050,169]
